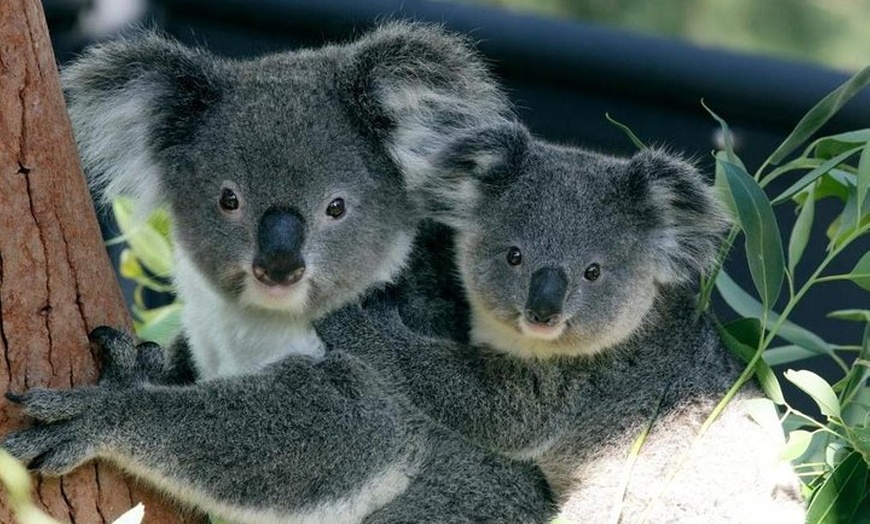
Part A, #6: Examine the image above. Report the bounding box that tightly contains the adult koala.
[3,26,555,524]
[67,22,509,382]
[353,123,807,523]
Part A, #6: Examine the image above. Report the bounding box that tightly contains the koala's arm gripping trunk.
[0,2,199,522]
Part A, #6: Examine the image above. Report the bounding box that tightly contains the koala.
[340,122,807,523]
[66,22,509,382]
[2,26,556,524]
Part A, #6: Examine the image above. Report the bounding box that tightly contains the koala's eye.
[506,246,523,266]
[219,188,240,211]
[326,198,346,219]
[583,263,601,282]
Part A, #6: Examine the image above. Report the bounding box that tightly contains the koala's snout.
[253,207,306,286]
[524,267,568,326]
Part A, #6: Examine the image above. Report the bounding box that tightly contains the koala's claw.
[89,326,165,385]
[3,423,91,476]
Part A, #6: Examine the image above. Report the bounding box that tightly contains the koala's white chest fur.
[174,247,325,380]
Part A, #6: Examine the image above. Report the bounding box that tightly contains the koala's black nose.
[525,267,568,326]
[253,207,306,286]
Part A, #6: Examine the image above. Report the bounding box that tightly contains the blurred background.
[42,0,869,414]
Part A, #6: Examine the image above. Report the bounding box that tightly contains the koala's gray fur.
[63,22,510,382]
[357,123,806,522]
[2,26,557,523]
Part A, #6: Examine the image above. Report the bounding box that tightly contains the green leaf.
[856,141,870,218]
[827,310,870,323]
[815,171,857,203]
[833,191,860,247]
[848,251,870,291]
[719,159,784,308]
[844,425,870,465]
[715,318,785,405]
[764,345,822,366]
[716,271,834,359]
[702,100,743,167]
[788,182,816,276]
[782,429,815,462]
[784,369,842,419]
[809,129,870,159]
[604,113,646,150]
[805,450,869,524]
[772,146,863,204]
[768,65,870,166]
[112,199,174,277]
[133,302,183,346]
[852,492,870,524]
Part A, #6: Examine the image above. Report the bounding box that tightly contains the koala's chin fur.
[384,122,806,523]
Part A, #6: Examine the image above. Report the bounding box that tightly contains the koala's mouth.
[517,316,567,341]
[239,270,312,313]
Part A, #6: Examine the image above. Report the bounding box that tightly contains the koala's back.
[538,294,804,523]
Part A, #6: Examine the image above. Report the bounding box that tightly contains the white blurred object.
[111,503,145,524]
[79,0,146,38]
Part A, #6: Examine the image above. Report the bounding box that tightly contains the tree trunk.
[0,1,199,523]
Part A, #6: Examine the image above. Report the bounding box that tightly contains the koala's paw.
[2,387,105,475]
[90,326,165,385]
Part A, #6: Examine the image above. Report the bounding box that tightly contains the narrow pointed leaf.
[847,251,870,291]
[772,146,863,204]
[702,100,742,167]
[810,129,870,159]
[844,425,870,465]
[719,159,784,308]
[763,345,821,366]
[716,318,785,405]
[716,271,834,358]
[788,182,816,275]
[784,369,841,419]
[859,144,870,219]
[827,309,870,323]
[768,65,870,166]
[781,429,814,461]
[604,113,646,150]
[805,450,868,524]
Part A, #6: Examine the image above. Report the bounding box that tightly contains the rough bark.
[0,1,199,523]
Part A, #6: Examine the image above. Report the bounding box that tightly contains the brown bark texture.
[0,1,198,523]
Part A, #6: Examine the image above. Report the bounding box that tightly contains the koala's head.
[63,24,509,320]
[429,124,729,358]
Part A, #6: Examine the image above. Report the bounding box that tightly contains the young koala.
[2,26,556,524]
[346,123,806,523]
[66,22,509,382]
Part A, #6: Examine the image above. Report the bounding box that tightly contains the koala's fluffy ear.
[63,33,221,215]
[341,22,513,199]
[415,122,530,227]
[628,149,731,284]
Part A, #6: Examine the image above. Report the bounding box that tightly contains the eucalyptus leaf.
[772,146,863,204]
[763,345,821,367]
[112,199,174,277]
[805,450,869,524]
[716,318,785,405]
[852,493,870,524]
[134,302,183,346]
[716,272,834,359]
[848,251,870,290]
[788,182,816,276]
[768,65,870,166]
[827,309,870,323]
[781,429,814,462]
[833,191,860,247]
[719,159,784,308]
[844,425,870,465]
[604,113,646,150]
[856,142,870,217]
[810,129,870,159]
[702,101,742,167]
[784,369,842,419]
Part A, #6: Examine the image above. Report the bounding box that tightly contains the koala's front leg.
[3,328,415,524]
